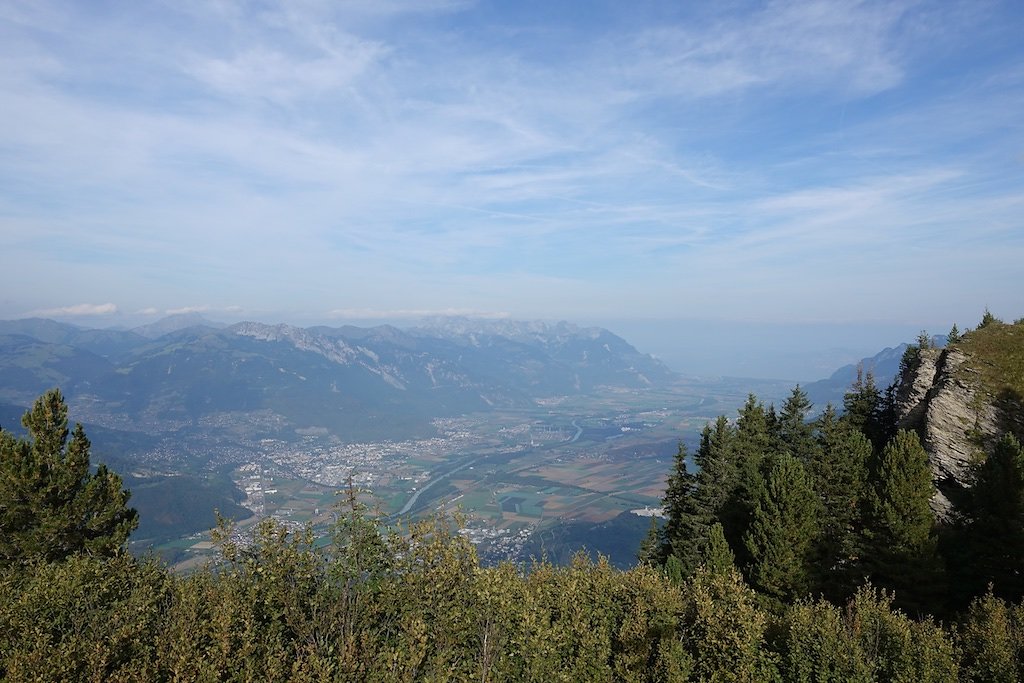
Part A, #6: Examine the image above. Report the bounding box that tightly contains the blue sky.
[1,1,1022,377]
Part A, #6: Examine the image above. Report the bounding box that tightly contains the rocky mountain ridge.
[893,321,1024,517]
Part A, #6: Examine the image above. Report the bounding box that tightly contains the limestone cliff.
[894,321,1024,519]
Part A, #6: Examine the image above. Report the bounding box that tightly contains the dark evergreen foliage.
[699,522,735,576]
[743,453,821,602]
[660,441,704,575]
[948,323,961,344]
[778,385,818,464]
[863,429,944,614]
[957,434,1024,603]
[0,389,137,566]
[810,408,871,601]
[842,367,885,452]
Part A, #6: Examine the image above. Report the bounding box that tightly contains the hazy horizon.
[0,308,953,383]
[2,1,1022,375]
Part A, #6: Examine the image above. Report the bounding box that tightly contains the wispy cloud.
[0,0,1021,332]
[31,303,118,317]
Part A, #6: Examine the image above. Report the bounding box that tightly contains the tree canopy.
[0,389,137,566]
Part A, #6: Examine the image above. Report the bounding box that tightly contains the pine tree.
[863,430,943,614]
[961,433,1024,602]
[743,454,821,602]
[692,416,736,521]
[809,409,871,601]
[700,522,735,575]
[947,323,961,345]
[0,389,138,566]
[778,386,818,465]
[725,396,771,564]
[637,516,663,566]
[662,420,739,579]
[842,367,884,451]
[875,382,900,450]
[661,442,704,575]
[734,394,770,461]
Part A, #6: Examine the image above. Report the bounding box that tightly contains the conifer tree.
[765,403,781,453]
[947,323,961,345]
[663,420,739,579]
[875,382,900,450]
[778,385,818,464]
[661,442,704,575]
[743,454,821,602]
[725,396,771,563]
[700,522,736,575]
[809,408,871,600]
[637,516,663,566]
[842,367,885,451]
[863,430,943,613]
[0,389,138,566]
[692,416,736,521]
[734,394,770,461]
[961,433,1024,602]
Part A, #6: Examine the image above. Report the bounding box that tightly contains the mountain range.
[0,315,676,444]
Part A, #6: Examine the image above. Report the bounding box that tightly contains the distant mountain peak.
[132,313,224,339]
[231,321,359,366]
[411,316,603,343]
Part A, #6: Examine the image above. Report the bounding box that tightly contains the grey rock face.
[895,348,998,518]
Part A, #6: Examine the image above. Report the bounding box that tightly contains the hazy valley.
[0,313,921,568]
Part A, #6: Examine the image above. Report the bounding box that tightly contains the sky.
[1,0,1022,379]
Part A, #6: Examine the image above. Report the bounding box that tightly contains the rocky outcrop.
[895,348,1000,518]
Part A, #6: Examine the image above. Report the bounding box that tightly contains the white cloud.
[165,305,244,316]
[327,308,510,320]
[32,302,118,317]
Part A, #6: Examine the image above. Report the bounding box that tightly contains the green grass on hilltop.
[956,319,1024,436]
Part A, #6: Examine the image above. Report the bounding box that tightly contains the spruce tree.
[947,323,961,345]
[726,396,771,564]
[743,454,821,602]
[0,389,138,566]
[863,429,943,614]
[700,522,736,575]
[842,367,884,451]
[961,433,1024,602]
[637,516,663,566]
[778,385,817,465]
[661,442,704,575]
[809,409,871,601]
[875,382,900,450]
[692,416,736,522]
[734,394,770,461]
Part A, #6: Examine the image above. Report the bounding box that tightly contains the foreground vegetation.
[4,495,1024,682]
[3,315,1024,681]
